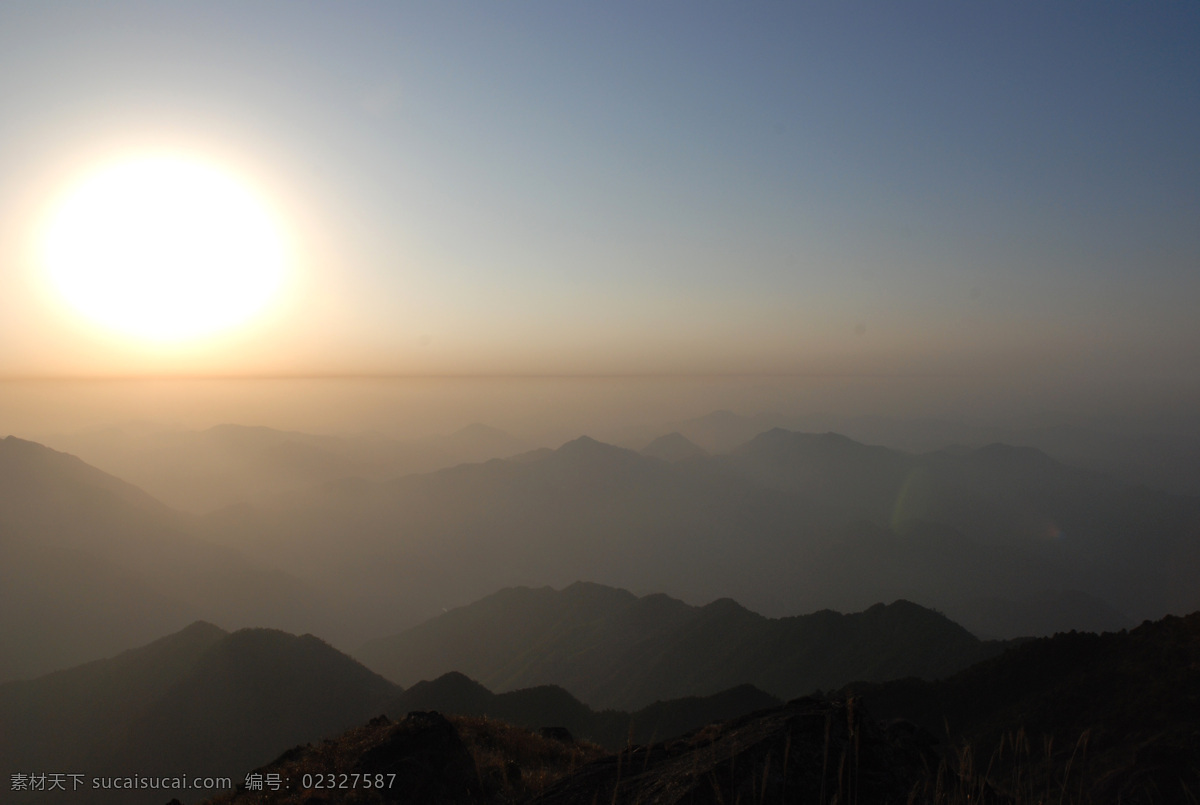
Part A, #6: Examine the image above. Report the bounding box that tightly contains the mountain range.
[639,431,708,462]
[663,409,1200,498]
[390,671,781,751]
[356,582,1009,710]
[192,609,1198,804]
[5,593,1196,803]
[0,611,894,803]
[199,426,1194,639]
[6,418,1198,684]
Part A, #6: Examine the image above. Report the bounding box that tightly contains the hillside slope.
[846,612,1200,802]
[0,436,336,681]
[0,623,400,805]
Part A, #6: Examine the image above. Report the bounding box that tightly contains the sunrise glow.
[41,155,287,342]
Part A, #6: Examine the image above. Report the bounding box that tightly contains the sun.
[41,155,288,342]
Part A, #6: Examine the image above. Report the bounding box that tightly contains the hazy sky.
[0,3,1197,424]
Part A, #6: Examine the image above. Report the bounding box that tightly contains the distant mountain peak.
[641,432,707,462]
[560,434,604,449]
[553,436,642,463]
[431,670,482,685]
[411,671,493,698]
[867,599,944,619]
[700,597,756,619]
[178,620,229,639]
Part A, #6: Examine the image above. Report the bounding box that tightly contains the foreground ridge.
[202,699,957,805]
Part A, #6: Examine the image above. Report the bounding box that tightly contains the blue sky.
[0,2,1196,408]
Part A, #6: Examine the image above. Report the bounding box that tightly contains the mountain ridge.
[356,583,1009,710]
[388,670,782,750]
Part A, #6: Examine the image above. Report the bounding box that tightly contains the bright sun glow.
[42,155,288,342]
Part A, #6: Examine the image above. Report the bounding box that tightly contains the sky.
[0,2,1197,432]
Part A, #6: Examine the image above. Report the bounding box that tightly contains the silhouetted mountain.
[775,520,1137,639]
[190,612,1200,805]
[188,611,1200,805]
[25,423,1188,656]
[665,410,874,454]
[508,446,555,463]
[0,436,333,681]
[947,589,1131,640]
[845,418,1200,499]
[640,431,707,461]
[389,671,781,750]
[209,437,796,638]
[721,429,1198,624]
[0,621,228,785]
[726,428,912,520]
[1005,423,1200,498]
[356,583,1008,710]
[0,623,400,804]
[845,611,1200,803]
[394,670,497,715]
[200,428,1198,640]
[668,410,1200,497]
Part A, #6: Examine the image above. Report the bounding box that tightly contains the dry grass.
[199,718,402,804]
[451,715,607,802]
[198,710,1156,805]
[199,714,606,804]
[906,728,1098,805]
